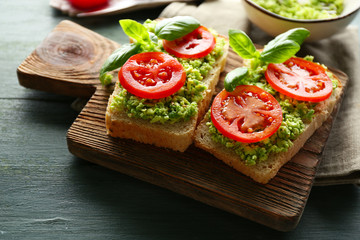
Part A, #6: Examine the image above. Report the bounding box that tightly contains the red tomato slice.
[265,57,333,102]
[211,85,282,143]
[163,26,216,59]
[119,52,186,99]
[68,0,108,10]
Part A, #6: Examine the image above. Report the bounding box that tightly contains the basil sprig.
[99,43,140,85]
[99,16,201,85]
[260,28,310,63]
[120,19,151,44]
[224,28,310,92]
[155,16,200,41]
[228,29,259,60]
[224,67,248,92]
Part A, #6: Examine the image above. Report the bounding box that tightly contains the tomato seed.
[158,71,168,78]
[134,71,140,78]
[146,78,156,86]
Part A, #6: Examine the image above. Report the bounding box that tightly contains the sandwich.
[100,16,229,151]
[194,28,343,184]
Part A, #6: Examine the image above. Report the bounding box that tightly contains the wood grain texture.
[17,20,120,98]
[17,20,349,231]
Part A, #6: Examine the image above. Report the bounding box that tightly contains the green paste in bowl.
[252,0,344,20]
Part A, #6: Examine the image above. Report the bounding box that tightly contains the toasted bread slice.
[194,72,343,184]
[105,39,229,152]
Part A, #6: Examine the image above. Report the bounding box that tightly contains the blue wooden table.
[1,0,359,239]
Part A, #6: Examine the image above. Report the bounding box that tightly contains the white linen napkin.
[160,0,360,186]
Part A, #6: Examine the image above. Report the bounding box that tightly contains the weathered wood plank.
[17,20,120,98]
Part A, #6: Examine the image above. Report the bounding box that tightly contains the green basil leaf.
[260,28,310,63]
[155,16,200,41]
[229,29,257,59]
[99,43,140,85]
[149,32,158,44]
[120,19,151,44]
[260,39,300,63]
[224,67,249,92]
[266,28,310,48]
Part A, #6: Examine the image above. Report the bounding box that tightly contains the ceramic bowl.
[243,0,360,41]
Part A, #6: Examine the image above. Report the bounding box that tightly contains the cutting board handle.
[17,20,120,98]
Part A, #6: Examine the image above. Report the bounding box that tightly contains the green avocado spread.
[110,19,226,124]
[206,56,339,165]
[252,0,344,20]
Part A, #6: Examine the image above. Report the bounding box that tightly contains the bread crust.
[194,73,343,184]
[105,40,229,152]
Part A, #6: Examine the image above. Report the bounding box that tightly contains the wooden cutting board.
[17,20,348,231]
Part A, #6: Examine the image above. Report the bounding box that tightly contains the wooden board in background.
[17,20,348,231]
